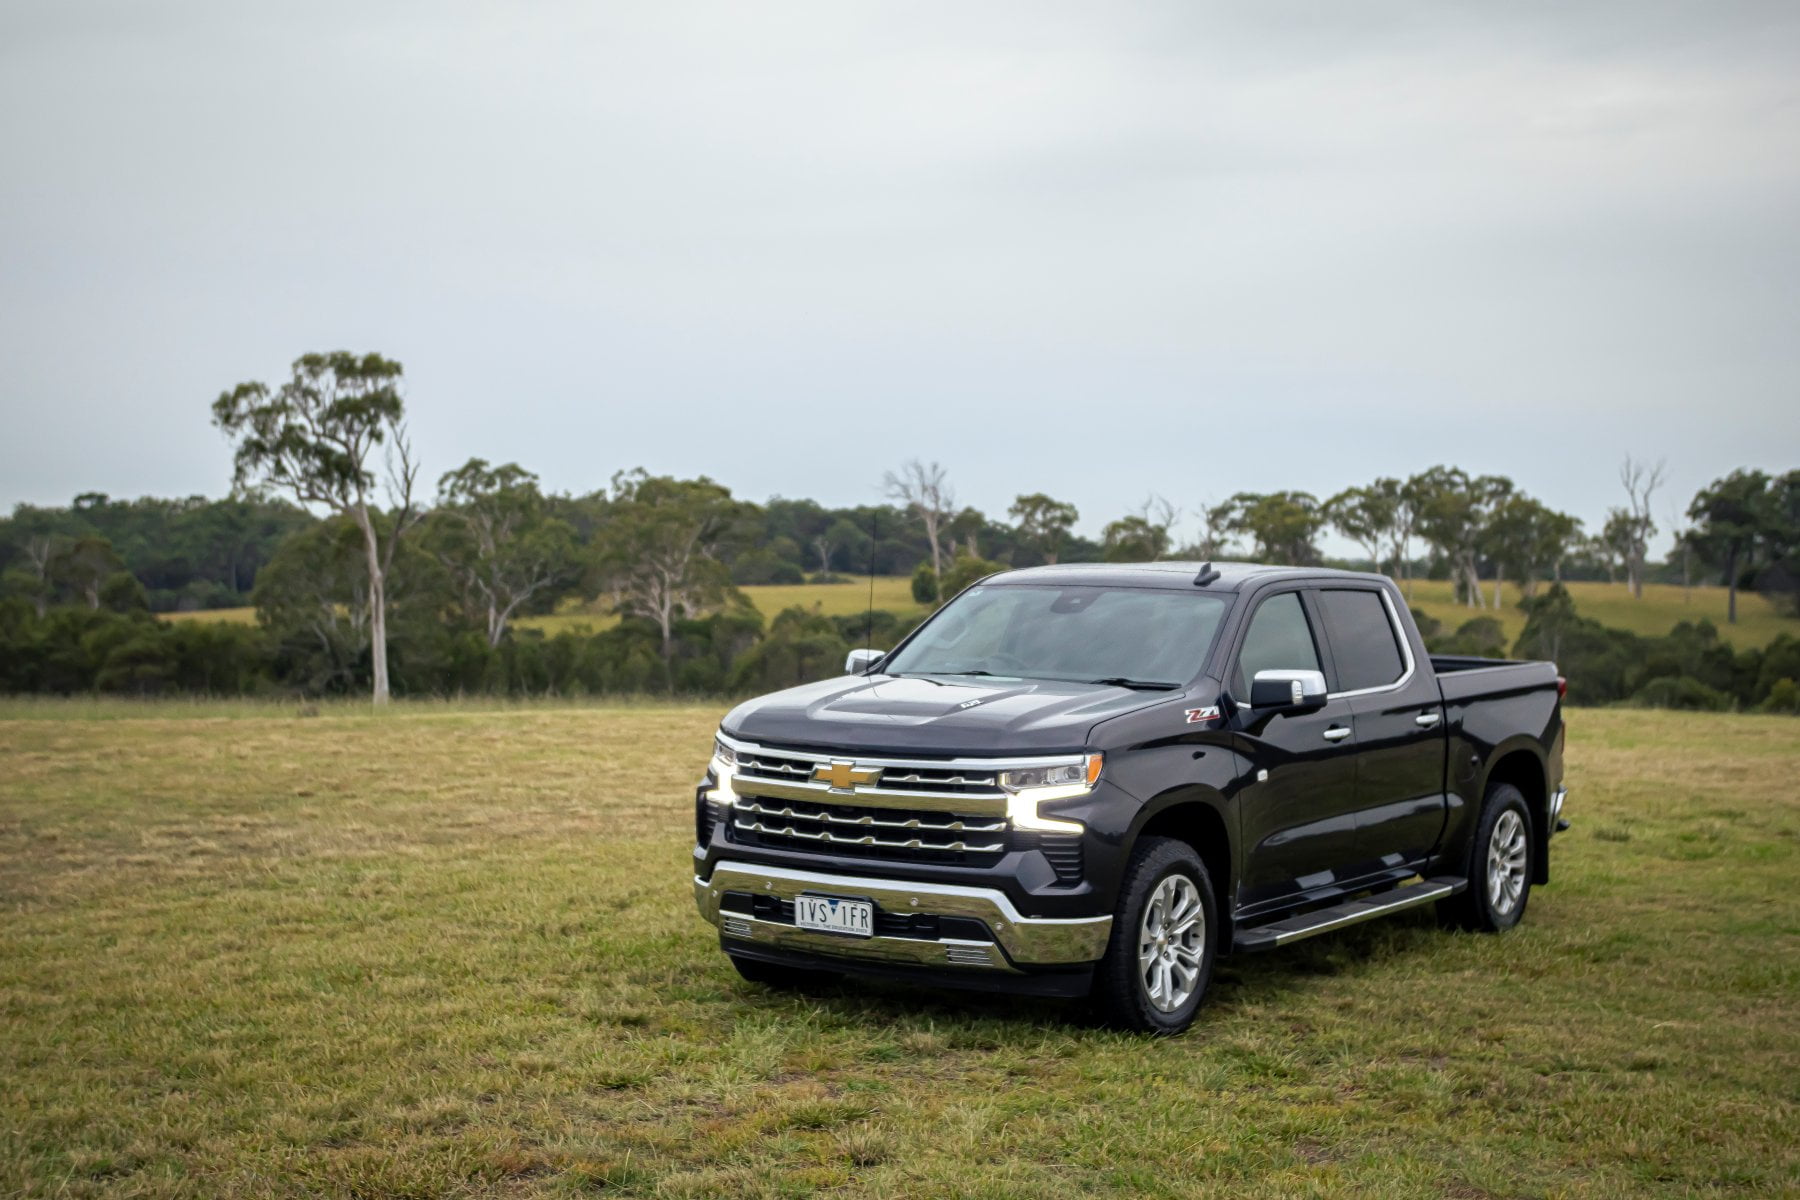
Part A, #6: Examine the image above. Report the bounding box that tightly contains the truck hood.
[719,673,1175,756]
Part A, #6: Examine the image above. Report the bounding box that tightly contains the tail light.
[1556,675,1568,699]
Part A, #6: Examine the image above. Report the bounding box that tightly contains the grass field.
[166,576,1791,652]
[3,703,1796,1197]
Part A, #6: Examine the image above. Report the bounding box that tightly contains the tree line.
[1,350,1796,704]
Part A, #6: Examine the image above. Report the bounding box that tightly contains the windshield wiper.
[1086,676,1180,691]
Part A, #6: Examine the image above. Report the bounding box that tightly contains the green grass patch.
[2,707,1796,1197]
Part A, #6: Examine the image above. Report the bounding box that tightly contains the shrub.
[1431,616,1506,657]
[910,562,938,605]
[940,556,1005,599]
[1628,677,1732,712]
[1761,678,1800,714]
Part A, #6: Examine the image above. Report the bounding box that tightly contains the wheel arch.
[1126,787,1234,938]
[1481,742,1550,885]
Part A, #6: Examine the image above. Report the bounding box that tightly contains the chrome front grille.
[737,752,817,781]
[876,766,1000,794]
[729,744,1009,811]
[719,737,1096,868]
[732,797,1007,855]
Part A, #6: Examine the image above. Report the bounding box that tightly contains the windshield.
[883,584,1230,687]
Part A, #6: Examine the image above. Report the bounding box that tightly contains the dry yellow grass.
[2,701,1796,1197]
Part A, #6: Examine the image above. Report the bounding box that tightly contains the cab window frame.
[1224,586,1334,703]
[1310,584,1414,699]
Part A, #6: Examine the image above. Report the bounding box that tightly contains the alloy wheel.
[1138,873,1206,1013]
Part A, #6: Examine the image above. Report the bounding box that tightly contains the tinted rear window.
[1318,588,1406,692]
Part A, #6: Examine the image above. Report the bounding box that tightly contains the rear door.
[1230,588,1365,913]
[1313,585,1448,878]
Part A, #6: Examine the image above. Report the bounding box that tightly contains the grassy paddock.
[2,706,1796,1197]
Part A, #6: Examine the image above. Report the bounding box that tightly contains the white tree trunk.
[357,507,391,705]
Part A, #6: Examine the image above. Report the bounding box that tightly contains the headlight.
[1001,753,1101,832]
[999,762,1088,791]
[709,735,738,805]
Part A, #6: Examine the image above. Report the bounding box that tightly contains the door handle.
[1415,712,1442,728]
[1322,726,1351,742]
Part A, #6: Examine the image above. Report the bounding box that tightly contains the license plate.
[794,895,874,938]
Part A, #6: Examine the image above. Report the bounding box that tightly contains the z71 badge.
[1184,705,1221,725]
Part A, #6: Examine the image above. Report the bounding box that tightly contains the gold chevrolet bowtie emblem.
[814,760,878,790]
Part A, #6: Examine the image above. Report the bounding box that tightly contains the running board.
[1234,876,1467,951]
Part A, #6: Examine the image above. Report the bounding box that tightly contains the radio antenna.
[862,508,878,667]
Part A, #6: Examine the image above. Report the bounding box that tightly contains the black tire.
[727,953,833,990]
[1439,783,1534,932]
[1092,836,1218,1035]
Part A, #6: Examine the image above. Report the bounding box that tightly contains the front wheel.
[1440,783,1534,932]
[1092,837,1218,1035]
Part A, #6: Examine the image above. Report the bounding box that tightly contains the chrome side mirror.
[1250,668,1328,712]
[845,647,886,674]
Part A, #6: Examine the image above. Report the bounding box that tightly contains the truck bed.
[1430,655,1560,705]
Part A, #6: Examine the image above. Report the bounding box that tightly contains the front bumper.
[695,860,1114,974]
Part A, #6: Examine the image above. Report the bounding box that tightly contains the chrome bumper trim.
[1550,787,1567,830]
[694,860,1112,968]
[710,909,1013,972]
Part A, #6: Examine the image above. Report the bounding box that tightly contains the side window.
[1317,588,1406,692]
[1233,592,1322,696]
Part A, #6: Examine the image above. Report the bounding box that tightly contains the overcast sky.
[2,1,1796,553]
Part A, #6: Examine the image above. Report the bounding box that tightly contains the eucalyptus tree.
[212,351,420,703]
[1687,469,1772,624]
[595,469,747,678]
[1481,495,1581,600]
[1221,491,1326,566]
[50,535,123,610]
[1101,495,1177,562]
[1408,466,1514,608]
[1008,493,1079,564]
[430,459,577,647]
[1325,483,1399,573]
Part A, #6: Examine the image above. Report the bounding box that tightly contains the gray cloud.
[2,1,1796,550]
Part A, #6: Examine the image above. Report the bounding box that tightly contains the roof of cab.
[980,561,1391,592]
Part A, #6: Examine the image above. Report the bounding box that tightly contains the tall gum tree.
[212,352,420,703]
[596,469,745,682]
[430,459,575,647]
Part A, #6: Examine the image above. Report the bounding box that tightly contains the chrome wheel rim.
[1487,809,1528,916]
[1138,874,1206,1013]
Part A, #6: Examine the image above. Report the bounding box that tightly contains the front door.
[1231,590,1364,913]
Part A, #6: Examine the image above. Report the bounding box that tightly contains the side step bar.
[1234,876,1467,951]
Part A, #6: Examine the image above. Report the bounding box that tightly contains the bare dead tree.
[1140,494,1180,540]
[883,460,956,580]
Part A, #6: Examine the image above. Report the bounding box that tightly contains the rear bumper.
[695,860,1114,974]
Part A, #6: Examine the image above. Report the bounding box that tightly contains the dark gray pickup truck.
[694,562,1567,1033]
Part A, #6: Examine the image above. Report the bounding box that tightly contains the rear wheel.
[1092,836,1217,1035]
[1440,783,1533,932]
